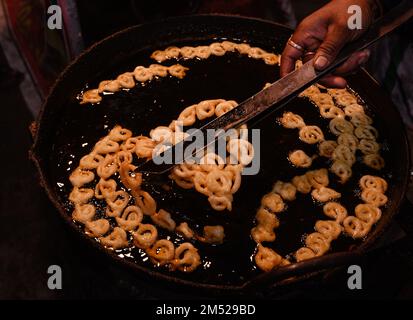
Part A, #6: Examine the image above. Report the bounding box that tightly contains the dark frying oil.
[50,40,393,286]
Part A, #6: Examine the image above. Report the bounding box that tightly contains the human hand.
[280,0,377,88]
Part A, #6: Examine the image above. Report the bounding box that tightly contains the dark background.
[1,0,413,299]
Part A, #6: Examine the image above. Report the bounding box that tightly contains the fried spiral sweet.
[72,204,96,224]
[343,103,364,117]
[176,222,195,240]
[363,154,385,170]
[332,144,356,166]
[299,85,320,98]
[72,39,390,275]
[181,46,197,59]
[151,209,176,231]
[323,202,348,223]
[80,63,188,105]
[358,139,380,155]
[209,42,226,56]
[337,133,358,153]
[168,64,189,79]
[178,105,197,126]
[350,113,373,127]
[164,46,181,59]
[227,138,254,166]
[251,225,276,243]
[149,41,280,68]
[171,243,201,272]
[215,100,238,117]
[85,219,110,238]
[95,178,117,200]
[256,207,280,230]
[133,66,154,82]
[146,239,175,266]
[355,204,382,225]
[149,126,173,143]
[261,193,285,213]
[119,162,142,190]
[198,226,225,244]
[254,245,283,272]
[295,247,316,262]
[98,80,121,93]
[96,154,118,179]
[69,187,94,205]
[306,168,329,189]
[108,129,129,145]
[115,205,143,231]
[208,194,233,211]
[360,189,388,207]
[299,125,324,144]
[117,72,135,89]
[132,224,158,249]
[79,153,105,169]
[315,220,341,242]
[330,160,352,184]
[311,187,341,202]
[105,190,130,218]
[134,190,157,216]
[288,150,313,168]
[318,140,338,158]
[195,46,212,59]
[80,89,102,104]
[94,137,119,154]
[99,227,129,250]
[354,125,379,140]
[329,118,354,135]
[135,136,156,159]
[305,232,330,256]
[206,169,232,195]
[292,174,312,194]
[359,175,388,193]
[319,105,345,119]
[69,168,95,188]
[272,181,297,201]
[279,112,306,129]
[343,216,370,239]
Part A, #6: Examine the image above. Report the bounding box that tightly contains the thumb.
[314,26,348,70]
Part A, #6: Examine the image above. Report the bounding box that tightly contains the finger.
[280,32,321,77]
[302,51,347,88]
[302,51,316,63]
[334,50,370,75]
[314,25,349,70]
[319,75,347,88]
[280,40,304,77]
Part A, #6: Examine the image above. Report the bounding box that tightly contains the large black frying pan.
[30,15,410,295]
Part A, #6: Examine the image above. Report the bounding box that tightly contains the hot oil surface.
[50,41,393,285]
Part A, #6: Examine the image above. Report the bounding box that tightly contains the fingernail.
[315,56,329,69]
[359,52,370,65]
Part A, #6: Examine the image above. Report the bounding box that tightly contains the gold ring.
[287,36,304,52]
